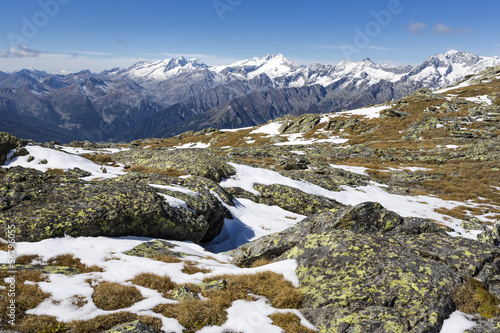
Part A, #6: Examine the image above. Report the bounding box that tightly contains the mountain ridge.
[1,50,499,142]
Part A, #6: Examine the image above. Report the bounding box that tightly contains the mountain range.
[1,50,499,142]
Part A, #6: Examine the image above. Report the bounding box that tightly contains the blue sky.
[0,0,499,72]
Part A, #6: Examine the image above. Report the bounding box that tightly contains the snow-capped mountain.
[0,51,499,142]
[407,50,500,89]
[113,56,209,81]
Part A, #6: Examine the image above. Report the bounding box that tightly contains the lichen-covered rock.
[462,217,488,231]
[278,114,320,134]
[113,148,235,182]
[226,184,344,216]
[280,163,371,192]
[0,132,26,165]
[0,167,224,243]
[171,285,199,300]
[123,240,181,258]
[199,279,227,292]
[323,118,359,130]
[103,320,159,333]
[380,109,411,118]
[110,172,230,242]
[478,224,500,246]
[0,264,80,275]
[227,202,500,332]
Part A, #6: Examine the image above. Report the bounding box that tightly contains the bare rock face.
[227,202,500,333]
[0,167,226,243]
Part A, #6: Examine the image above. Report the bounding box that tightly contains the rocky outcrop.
[113,149,235,182]
[227,202,500,332]
[0,167,225,243]
[0,131,26,164]
[278,114,321,134]
[226,184,345,216]
[103,320,159,333]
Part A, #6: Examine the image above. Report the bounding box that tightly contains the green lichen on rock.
[199,279,227,293]
[113,148,235,182]
[226,183,344,216]
[0,167,223,243]
[171,285,199,301]
[227,201,500,332]
[278,114,321,134]
[0,264,80,275]
[123,240,180,258]
[103,320,159,333]
[0,132,26,165]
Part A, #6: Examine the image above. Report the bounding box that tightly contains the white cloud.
[0,53,150,73]
[0,44,41,58]
[432,23,467,35]
[406,22,426,35]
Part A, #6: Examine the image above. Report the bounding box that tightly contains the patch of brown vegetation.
[453,277,500,319]
[68,312,162,333]
[269,312,317,333]
[0,270,50,330]
[152,253,183,263]
[46,168,66,175]
[92,282,144,311]
[130,273,177,296]
[47,254,103,273]
[15,254,42,265]
[154,271,304,332]
[80,153,114,164]
[182,262,211,275]
[249,257,274,268]
[233,156,276,167]
[17,315,66,333]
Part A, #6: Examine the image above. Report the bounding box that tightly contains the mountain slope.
[0,51,499,142]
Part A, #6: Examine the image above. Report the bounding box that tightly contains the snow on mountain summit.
[126,56,208,80]
[408,50,500,89]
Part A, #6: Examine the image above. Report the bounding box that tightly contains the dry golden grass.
[154,271,304,332]
[126,164,188,177]
[152,253,183,263]
[67,312,162,333]
[130,272,177,295]
[250,257,275,268]
[453,278,500,319]
[156,297,229,332]
[270,313,317,333]
[15,254,42,265]
[70,295,88,308]
[445,79,500,98]
[47,254,103,273]
[92,282,143,311]
[46,168,66,175]
[80,153,114,164]
[16,315,66,333]
[182,263,211,275]
[0,270,50,330]
[421,161,500,204]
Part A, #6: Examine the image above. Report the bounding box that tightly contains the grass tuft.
[92,282,143,311]
[452,277,500,318]
[154,271,305,332]
[130,273,178,295]
[15,254,42,265]
[152,253,183,263]
[68,312,162,333]
[269,313,317,333]
[47,254,103,273]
